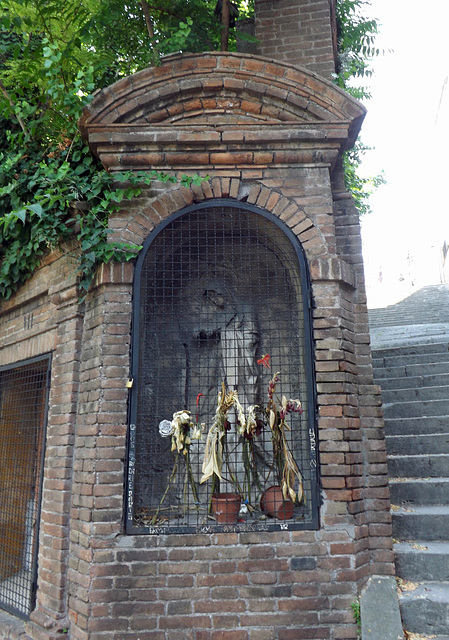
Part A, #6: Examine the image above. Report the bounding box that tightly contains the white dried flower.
[191,425,202,440]
[158,419,173,438]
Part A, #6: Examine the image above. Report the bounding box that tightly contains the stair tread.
[390,476,449,483]
[395,541,449,553]
[389,453,449,458]
[392,504,449,513]
[399,581,449,599]
[386,434,449,439]
[399,581,449,636]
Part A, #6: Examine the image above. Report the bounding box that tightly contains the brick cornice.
[79,52,366,173]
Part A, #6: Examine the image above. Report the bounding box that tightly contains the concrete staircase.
[369,285,449,639]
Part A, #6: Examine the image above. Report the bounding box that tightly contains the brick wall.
[0,50,392,640]
[254,0,337,81]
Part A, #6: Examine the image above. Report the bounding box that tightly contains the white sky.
[357,0,449,308]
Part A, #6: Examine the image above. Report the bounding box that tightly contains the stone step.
[377,372,449,391]
[374,341,449,359]
[382,384,449,403]
[374,361,449,379]
[399,581,449,636]
[395,541,449,582]
[373,351,449,369]
[392,505,449,541]
[383,399,449,419]
[386,433,449,455]
[388,454,449,478]
[385,415,449,436]
[390,478,449,506]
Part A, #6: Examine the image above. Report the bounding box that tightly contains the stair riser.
[399,598,449,636]
[395,552,449,582]
[374,342,449,358]
[388,456,449,478]
[384,400,449,419]
[374,362,449,379]
[386,434,449,455]
[378,374,449,390]
[373,352,449,368]
[385,416,449,436]
[382,386,449,403]
[390,481,449,505]
[392,513,449,541]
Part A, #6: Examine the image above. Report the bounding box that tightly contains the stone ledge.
[310,257,356,288]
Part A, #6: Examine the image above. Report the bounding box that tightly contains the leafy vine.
[0,0,380,301]
[0,35,201,300]
[335,0,385,214]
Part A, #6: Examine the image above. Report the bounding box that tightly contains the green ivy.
[0,134,192,300]
[0,37,203,300]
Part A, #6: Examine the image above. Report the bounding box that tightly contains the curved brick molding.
[79,52,365,173]
[80,52,363,126]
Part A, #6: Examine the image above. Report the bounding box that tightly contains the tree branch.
[140,0,160,60]
[220,0,230,51]
[0,80,28,136]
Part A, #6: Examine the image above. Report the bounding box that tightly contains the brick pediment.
[79,52,365,172]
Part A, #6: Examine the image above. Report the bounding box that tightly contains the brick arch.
[114,176,329,263]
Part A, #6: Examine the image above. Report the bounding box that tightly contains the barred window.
[0,355,50,618]
[127,200,319,534]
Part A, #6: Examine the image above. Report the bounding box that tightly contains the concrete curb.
[361,576,404,640]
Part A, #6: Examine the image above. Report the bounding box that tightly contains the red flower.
[257,354,271,369]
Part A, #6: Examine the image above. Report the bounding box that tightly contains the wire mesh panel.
[0,355,50,618]
[128,201,319,534]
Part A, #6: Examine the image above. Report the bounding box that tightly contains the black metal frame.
[126,199,319,534]
[0,353,51,619]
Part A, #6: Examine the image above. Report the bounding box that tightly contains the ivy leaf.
[27,203,43,218]
[15,209,27,224]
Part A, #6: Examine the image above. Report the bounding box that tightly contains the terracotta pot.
[260,486,294,520]
[211,493,241,524]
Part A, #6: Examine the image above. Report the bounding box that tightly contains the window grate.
[0,355,50,618]
[128,201,318,533]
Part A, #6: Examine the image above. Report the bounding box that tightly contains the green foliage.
[0,133,177,300]
[0,0,224,300]
[335,0,383,214]
[351,598,361,638]
[343,141,386,217]
[0,0,375,301]
[335,0,379,99]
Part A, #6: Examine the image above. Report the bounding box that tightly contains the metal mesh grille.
[128,204,318,533]
[0,356,50,618]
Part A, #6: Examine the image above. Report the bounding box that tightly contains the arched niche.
[126,199,319,534]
